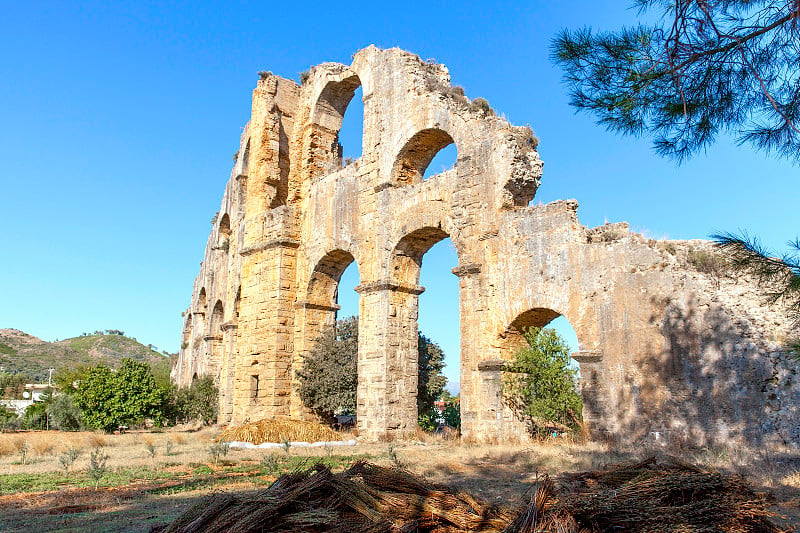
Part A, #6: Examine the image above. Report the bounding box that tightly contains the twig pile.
[156,457,783,533]
[507,456,782,533]
[157,461,514,533]
[559,456,781,532]
[218,417,342,444]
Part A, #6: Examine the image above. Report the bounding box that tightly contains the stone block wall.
[171,46,799,446]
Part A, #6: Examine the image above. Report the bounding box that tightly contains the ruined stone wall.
[172,46,799,446]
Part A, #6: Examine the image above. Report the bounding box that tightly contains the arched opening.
[418,237,460,417]
[217,214,231,249]
[338,86,363,163]
[198,288,207,311]
[499,308,584,433]
[310,74,363,176]
[391,227,460,426]
[210,300,224,337]
[392,129,457,186]
[234,286,241,321]
[295,250,361,422]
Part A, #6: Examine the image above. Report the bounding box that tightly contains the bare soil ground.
[0,428,798,532]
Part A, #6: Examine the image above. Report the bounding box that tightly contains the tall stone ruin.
[172,46,799,446]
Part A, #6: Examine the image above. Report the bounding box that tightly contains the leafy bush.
[23,400,48,430]
[74,358,167,432]
[166,374,218,425]
[46,393,84,431]
[0,406,19,431]
[298,317,358,422]
[503,327,582,437]
[687,248,727,276]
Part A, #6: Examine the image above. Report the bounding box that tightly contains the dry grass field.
[0,427,798,532]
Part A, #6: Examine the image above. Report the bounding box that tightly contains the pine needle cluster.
[552,1,800,162]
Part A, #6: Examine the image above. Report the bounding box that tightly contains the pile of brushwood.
[155,457,782,533]
[508,456,781,533]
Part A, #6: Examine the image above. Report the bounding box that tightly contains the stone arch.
[497,306,602,435]
[498,307,562,355]
[292,248,360,419]
[306,249,357,306]
[392,128,456,186]
[308,72,363,177]
[391,227,451,286]
[198,287,207,311]
[217,214,231,248]
[210,300,224,336]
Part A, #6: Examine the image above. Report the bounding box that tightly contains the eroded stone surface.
[172,47,799,445]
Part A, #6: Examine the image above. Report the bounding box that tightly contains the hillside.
[0,329,173,382]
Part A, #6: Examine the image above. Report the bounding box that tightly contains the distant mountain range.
[0,329,174,382]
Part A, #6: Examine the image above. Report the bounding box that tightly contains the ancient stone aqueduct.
[172,46,799,445]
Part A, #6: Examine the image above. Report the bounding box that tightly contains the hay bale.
[218,417,342,444]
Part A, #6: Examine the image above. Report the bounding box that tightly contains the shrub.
[469,97,495,116]
[74,359,167,432]
[88,447,109,488]
[687,248,727,276]
[59,447,80,475]
[166,374,218,425]
[46,393,84,431]
[0,405,19,431]
[299,70,311,84]
[503,327,582,437]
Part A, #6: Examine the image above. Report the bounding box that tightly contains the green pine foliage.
[503,327,582,436]
[552,1,800,162]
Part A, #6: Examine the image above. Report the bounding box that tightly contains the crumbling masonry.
[172,47,800,446]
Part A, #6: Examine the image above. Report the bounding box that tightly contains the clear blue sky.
[2,2,798,390]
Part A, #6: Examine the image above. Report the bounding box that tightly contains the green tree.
[166,375,218,425]
[297,317,448,423]
[74,358,167,432]
[552,1,800,162]
[503,327,582,436]
[297,316,358,422]
[417,334,447,415]
[0,372,27,399]
[46,393,85,431]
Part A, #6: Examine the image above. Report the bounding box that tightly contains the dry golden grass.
[29,434,54,456]
[218,417,342,444]
[87,431,107,448]
[11,435,27,452]
[173,433,187,445]
[141,434,156,447]
[0,436,15,457]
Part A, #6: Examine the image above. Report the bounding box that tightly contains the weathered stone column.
[452,263,496,442]
[355,280,424,440]
[218,322,238,424]
[234,238,299,423]
[571,350,606,438]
